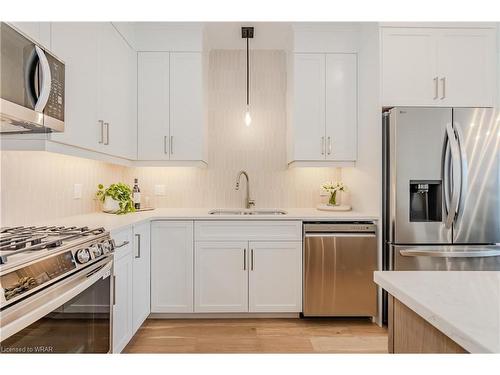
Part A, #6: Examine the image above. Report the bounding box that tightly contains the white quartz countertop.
[28,208,379,233]
[374,271,500,353]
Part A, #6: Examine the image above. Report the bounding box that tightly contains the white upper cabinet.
[382,27,497,107]
[9,22,51,48]
[169,52,204,161]
[138,52,170,160]
[436,29,496,107]
[325,54,357,161]
[289,53,357,165]
[50,23,101,152]
[292,54,326,161]
[99,23,137,159]
[137,51,206,164]
[50,23,137,159]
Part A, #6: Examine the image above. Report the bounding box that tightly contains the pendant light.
[242,27,254,127]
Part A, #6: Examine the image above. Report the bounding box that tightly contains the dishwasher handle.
[305,233,376,238]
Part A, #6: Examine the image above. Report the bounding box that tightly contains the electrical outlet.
[73,184,83,199]
[154,184,166,196]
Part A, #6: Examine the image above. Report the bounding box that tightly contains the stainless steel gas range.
[0,226,119,353]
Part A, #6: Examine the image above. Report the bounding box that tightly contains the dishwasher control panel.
[304,222,376,233]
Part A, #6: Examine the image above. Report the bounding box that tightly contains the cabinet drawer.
[195,221,302,242]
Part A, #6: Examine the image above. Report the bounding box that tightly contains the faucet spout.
[235,170,255,209]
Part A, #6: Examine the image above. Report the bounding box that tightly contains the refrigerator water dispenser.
[409,180,442,222]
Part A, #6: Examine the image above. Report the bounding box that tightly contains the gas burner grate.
[0,226,106,265]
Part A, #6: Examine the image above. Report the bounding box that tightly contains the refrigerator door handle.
[444,123,461,229]
[453,121,468,222]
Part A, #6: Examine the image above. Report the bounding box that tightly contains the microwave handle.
[33,46,52,113]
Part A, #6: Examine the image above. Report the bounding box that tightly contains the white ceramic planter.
[103,196,120,213]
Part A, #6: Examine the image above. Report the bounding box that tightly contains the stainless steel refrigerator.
[382,107,500,322]
[383,107,500,268]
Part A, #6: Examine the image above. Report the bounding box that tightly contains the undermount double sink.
[208,209,287,216]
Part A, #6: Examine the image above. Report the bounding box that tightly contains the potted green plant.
[96,183,136,214]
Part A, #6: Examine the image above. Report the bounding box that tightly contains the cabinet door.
[248,242,302,313]
[99,23,136,159]
[169,52,204,161]
[138,52,170,160]
[381,28,438,106]
[292,54,326,161]
[325,54,357,161]
[50,23,101,151]
[132,222,151,332]
[10,22,51,47]
[112,230,134,353]
[436,28,496,107]
[151,221,194,313]
[194,241,248,313]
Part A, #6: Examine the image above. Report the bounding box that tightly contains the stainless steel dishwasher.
[303,222,378,317]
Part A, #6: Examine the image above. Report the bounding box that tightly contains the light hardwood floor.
[124,318,388,353]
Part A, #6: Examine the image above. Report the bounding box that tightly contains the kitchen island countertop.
[374,271,500,353]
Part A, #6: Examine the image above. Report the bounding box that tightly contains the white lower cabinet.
[194,241,249,313]
[248,242,302,313]
[112,229,134,353]
[132,222,151,332]
[151,221,194,313]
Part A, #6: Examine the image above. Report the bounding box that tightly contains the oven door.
[0,258,113,353]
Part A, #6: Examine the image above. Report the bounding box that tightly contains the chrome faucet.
[235,170,255,209]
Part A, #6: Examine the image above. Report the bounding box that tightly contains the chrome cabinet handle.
[34,46,52,113]
[433,77,439,99]
[164,135,168,154]
[250,249,254,271]
[327,136,332,155]
[170,135,173,155]
[114,240,129,249]
[134,234,141,259]
[243,248,247,270]
[103,122,110,145]
[112,275,116,305]
[440,77,446,99]
[321,137,325,155]
[98,120,104,144]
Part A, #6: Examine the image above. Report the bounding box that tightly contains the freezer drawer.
[303,233,378,317]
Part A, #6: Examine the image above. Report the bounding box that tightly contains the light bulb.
[244,108,252,127]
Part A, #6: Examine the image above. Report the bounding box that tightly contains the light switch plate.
[73,184,83,199]
[154,184,166,196]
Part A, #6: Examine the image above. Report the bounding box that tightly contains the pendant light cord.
[246,36,249,106]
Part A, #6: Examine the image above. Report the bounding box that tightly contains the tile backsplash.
[0,151,126,226]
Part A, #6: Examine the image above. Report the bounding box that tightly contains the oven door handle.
[0,259,113,342]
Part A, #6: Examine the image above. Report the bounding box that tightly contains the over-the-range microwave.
[0,22,65,133]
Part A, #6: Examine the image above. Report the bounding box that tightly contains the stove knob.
[76,249,91,264]
[90,244,102,257]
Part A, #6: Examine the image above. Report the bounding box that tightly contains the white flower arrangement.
[321,181,347,206]
[321,181,347,194]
